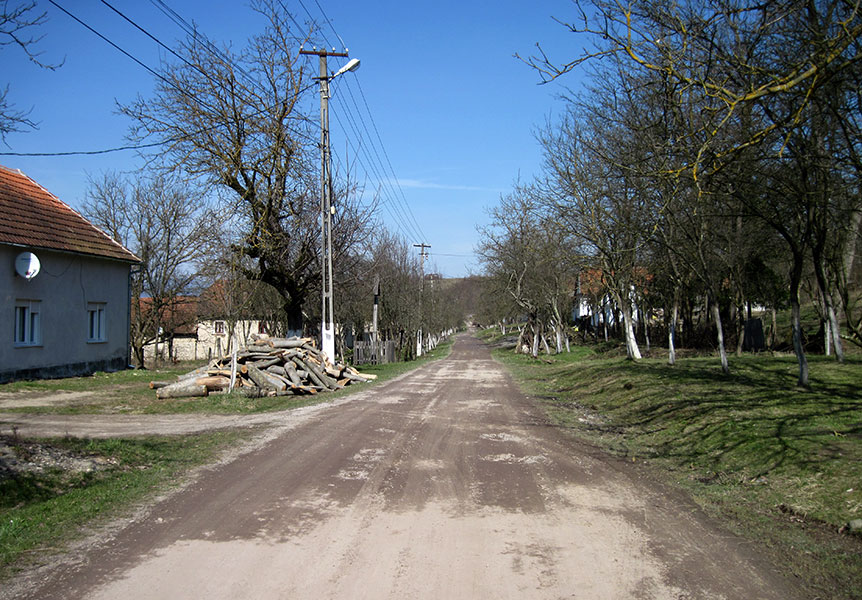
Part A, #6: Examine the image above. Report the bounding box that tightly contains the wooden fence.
[353,340,396,365]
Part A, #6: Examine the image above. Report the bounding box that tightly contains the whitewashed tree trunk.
[827,302,843,362]
[616,292,641,360]
[668,297,678,365]
[710,301,730,374]
[515,325,526,354]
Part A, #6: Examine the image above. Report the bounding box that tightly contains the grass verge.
[0,430,249,579]
[486,334,862,600]
[0,339,455,415]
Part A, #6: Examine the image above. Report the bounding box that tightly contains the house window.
[14,300,41,347]
[87,303,107,342]
[213,320,225,335]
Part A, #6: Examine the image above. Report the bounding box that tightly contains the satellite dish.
[15,252,41,280]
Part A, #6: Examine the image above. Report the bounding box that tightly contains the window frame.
[14,300,42,347]
[87,302,107,343]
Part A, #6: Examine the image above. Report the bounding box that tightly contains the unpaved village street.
[5,335,801,599]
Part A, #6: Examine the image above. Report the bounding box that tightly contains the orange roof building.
[1,165,140,382]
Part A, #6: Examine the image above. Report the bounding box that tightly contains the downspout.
[127,264,138,369]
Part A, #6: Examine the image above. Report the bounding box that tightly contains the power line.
[2,76,322,157]
[312,0,347,50]
[15,2,319,157]
[296,0,333,48]
[100,0,195,71]
[305,1,428,244]
[48,0,162,82]
[330,108,421,241]
[0,141,163,157]
[338,78,428,243]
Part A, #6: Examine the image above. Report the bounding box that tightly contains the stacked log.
[150,337,376,399]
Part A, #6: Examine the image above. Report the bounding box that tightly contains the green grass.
[0,363,202,414]
[0,431,248,578]
[0,341,455,416]
[0,363,200,393]
[490,341,862,599]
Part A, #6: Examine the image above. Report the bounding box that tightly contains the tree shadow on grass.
[576,357,862,480]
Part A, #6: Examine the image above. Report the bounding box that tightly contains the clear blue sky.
[2,0,583,277]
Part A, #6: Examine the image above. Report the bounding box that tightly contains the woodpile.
[150,337,377,399]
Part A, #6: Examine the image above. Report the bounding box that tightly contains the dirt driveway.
[3,334,802,599]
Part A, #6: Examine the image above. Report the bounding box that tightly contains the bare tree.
[120,0,373,335]
[83,171,216,367]
[0,1,63,140]
[477,184,577,358]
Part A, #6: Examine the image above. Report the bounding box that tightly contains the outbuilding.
[0,165,140,382]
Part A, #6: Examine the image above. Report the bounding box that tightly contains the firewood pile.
[150,337,377,399]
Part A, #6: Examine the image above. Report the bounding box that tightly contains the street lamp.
[300,48,360,362]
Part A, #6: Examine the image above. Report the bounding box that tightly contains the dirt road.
[5,334,800,599]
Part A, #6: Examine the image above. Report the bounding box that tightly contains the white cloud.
[388,178,505,194]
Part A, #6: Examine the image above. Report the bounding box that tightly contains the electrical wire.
[11,2,320,157]
[306,1,429,244]
[33,0,430,251]
[330,108,420,240]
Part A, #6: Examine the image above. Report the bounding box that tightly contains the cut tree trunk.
[156,380,208,399]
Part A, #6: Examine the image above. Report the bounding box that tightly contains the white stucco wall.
[143,319,263,363]
[0,245,132,380]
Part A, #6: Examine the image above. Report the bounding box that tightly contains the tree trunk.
[515,325,526,355]
[615,291,641,360]
[812,252,844,362]
[542,325,552,355]
[284,296,304,338]
[133,343,146,369]
[769,307,778,350]
[644,310,650,353]
[531,321,540,359]
[710,300,730,375]
[668,294,679,366]
[789,256,810,387]
[156,380,208,399]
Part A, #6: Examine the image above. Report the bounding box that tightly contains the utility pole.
[300,47,352,362]
[371,274,380,364]
[413,243,430,356]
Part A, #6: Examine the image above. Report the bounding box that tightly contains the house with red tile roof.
[0,165,140,382]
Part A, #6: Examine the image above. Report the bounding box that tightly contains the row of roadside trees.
[479,0,862,387]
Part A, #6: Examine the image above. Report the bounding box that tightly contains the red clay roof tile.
[0,165,139,263]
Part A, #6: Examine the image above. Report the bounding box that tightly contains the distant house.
[0,165,140,382]
[140,295,266,363]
